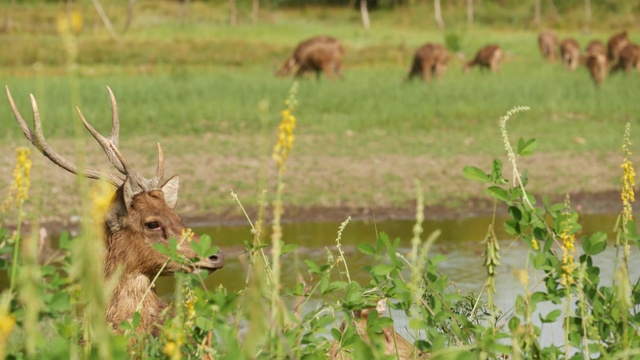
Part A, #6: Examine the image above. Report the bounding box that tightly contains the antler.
[6,85,165,191]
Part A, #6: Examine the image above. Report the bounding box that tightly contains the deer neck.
[105,269,167,336]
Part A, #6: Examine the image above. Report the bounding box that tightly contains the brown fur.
[407,43,449,82]
[538,29,558,61]
[607,30,629,65]
[586,52,608,85]
[276,36,345,80]
[559,38,581,71]
[611,43,640,74]
[464,45,503,73]
[585,39,606,57]
[103,180,224,335]
[328,308,429,359]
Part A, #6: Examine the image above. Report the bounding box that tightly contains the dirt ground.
[0,133,630,232]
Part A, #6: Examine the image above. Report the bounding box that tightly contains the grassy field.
[1,1,639,222]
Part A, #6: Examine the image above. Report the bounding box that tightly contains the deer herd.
[279,30,638,86]
[538,29,639,85]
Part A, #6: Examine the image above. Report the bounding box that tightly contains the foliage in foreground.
[1,101,640,359]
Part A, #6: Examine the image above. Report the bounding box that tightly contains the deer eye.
[145,221,161,230]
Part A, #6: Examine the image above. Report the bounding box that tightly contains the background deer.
[538,29,558,61]
[585,40,606,58]
[6,86,224,336]
[276,35,345,80]
[607,30,629,66]
[559,38,581,71]
[464,44,503,73]
[611,43,640,74]
[407,43,449,82]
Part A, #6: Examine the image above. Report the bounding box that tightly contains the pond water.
[153,212,640,348]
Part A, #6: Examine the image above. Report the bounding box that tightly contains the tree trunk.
[3,0,15,33]
[124,0,135,32]
[534,0,541,25]
[252,0,259,24]
[584,0,591,30]
[360,0,370,29]
[434,0,445,29]
[467,0,473,26]
[178,0,190,24]
[229,0,237,26]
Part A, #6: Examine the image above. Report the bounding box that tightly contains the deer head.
[6,86,224,333]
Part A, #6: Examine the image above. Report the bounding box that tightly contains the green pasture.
[1,1,639,215]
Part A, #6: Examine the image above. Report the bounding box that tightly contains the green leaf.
[508,206,522,221]
[372,263,395,276]
[331,328,342,341]
[305,260,321,274]
[152,243,171,256]
[583,231,607,255]
[539,309,562,323]
[487,186,510,202]
[520,168,529,187]
[357,243,376,255]
[282,243,298,255]
[462,166,490,183]
[491,159,507,184]
[517,137,537,157]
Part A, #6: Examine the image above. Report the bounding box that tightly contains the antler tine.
[76,106,126,174]
[6,86,35,144]
[107,142,146,190]
[155,143,165,184]
[106,86,120,148]
[5,86,121,187]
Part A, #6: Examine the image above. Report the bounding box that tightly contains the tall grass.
[2,89,640,357]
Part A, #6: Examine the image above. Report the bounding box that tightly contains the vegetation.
[1,2,639,217]
[2,95,640,358]
[1,4,640,357]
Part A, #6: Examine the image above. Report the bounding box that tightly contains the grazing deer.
[6,86,224,336]
[559,38,581,71]
[538,29,558,61]
[607,30,629,65]
[276,36,345,80]
[585,39,606,57]
[464,45,503,73]
[407,43,449,82]
[586,52,608,85]
[611,43,640,74]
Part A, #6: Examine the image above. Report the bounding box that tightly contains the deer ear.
[161,175,180,209]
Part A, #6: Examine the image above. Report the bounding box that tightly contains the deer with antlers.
[6,86,224,336]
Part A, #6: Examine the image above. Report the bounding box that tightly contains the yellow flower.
[90,181,113,228]
[272,84,299,170]
[0,314,15,341]
[531,239,539,251]
[162,341,178,358]
[2,148,32,213]
[56,11,83,35]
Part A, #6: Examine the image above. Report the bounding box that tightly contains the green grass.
[1,1,639,217]
[2,61,639,156]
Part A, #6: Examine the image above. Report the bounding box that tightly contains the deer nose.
[208,250,225,269]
